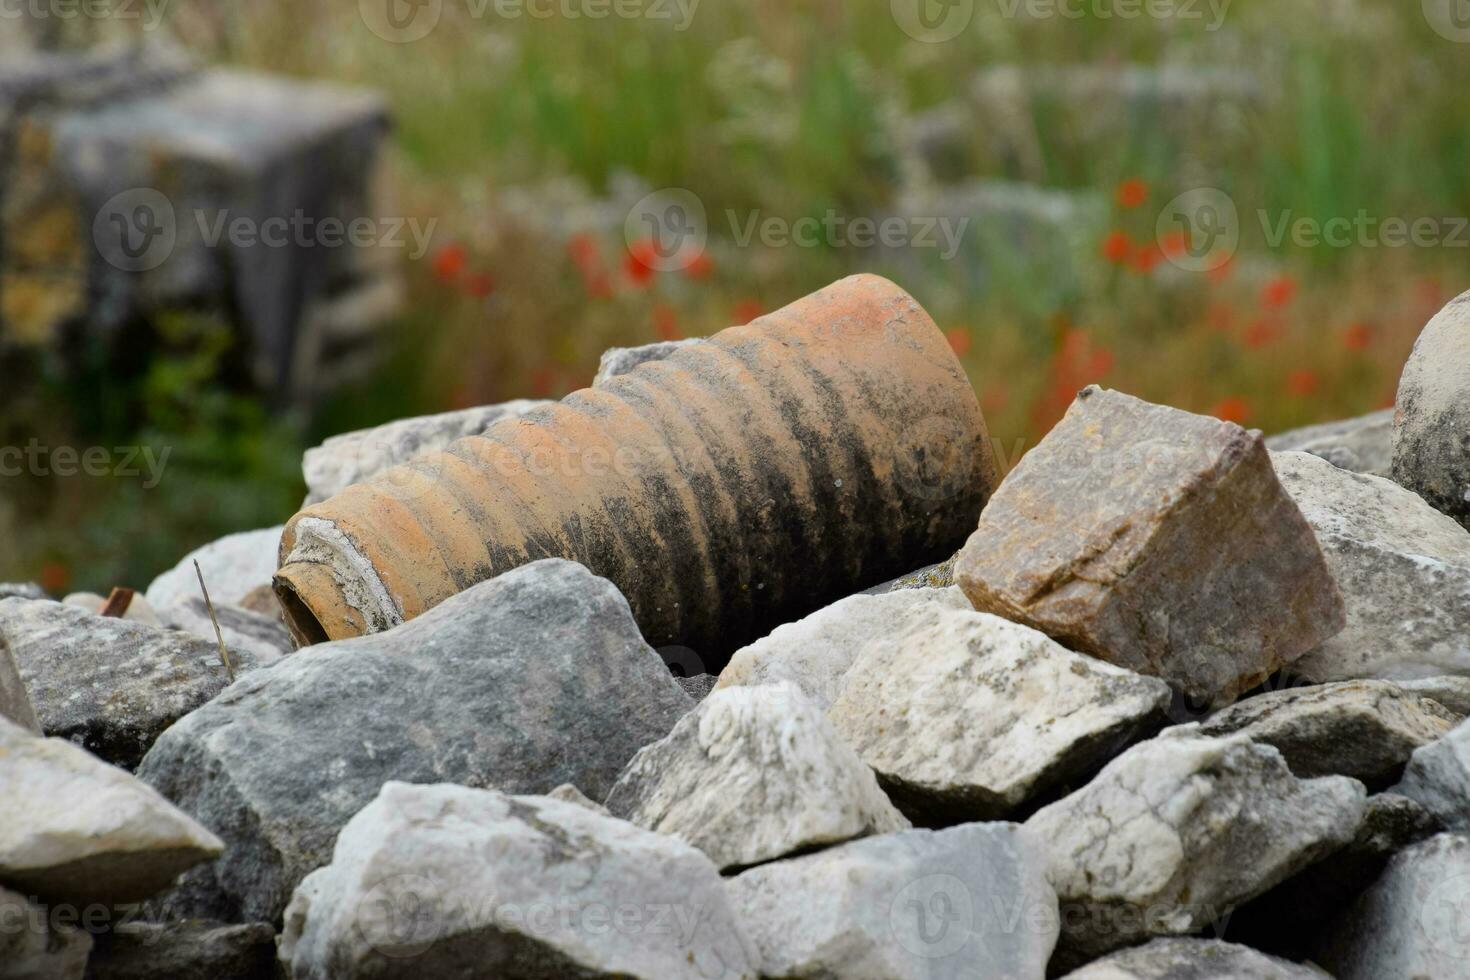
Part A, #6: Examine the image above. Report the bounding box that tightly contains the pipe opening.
[274,576,330,647]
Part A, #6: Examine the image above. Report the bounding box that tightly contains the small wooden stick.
[194,560,235,683]
[99,587,135,618]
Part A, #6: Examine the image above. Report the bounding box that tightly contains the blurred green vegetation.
[4,0,1468,593]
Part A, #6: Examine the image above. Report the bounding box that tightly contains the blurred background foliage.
[3,0,1466,593]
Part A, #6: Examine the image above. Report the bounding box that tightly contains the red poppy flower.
[529,365,558,398]
[1206,257,1234,283]
[946,327,972,357]
[39,561,69,594]
[1342,322,1372,351]
[1211,397,1251,424]
[432,243,466,284]
[566,233,599,269]
[1129,243,1164,274]
[1115,178,1149,209]
[624,239,659,287]
[462,272,495,299]
[1158,230,1188,258]
[1286,369,1320,397]
[733,299,763,326]
[1242,319,1279,349]
[585,273,613,299]
[1260,275,1297,309]
[653,304,683,341]
[1101,230,1132,264]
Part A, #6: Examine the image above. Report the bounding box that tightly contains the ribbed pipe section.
[274,274,999,661]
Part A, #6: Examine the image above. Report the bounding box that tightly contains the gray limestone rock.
[828,607,1170,822]
[715,586,972,710]
[726,823,1058,980]
[1199,679,1458,788]
[136,560,692,924]
[1266,409,1394,477]
[1398,676,1470,717]
[0,716,223,909]
[157,597,293,664]
[957,387,1345,708]
[0,598,270,769]
[0,633,40,733]
[1393,289,1470,531]
[605,682,909,872]
[84,920,277,980]
[1273,450,1470,681]
[1393,718,1470,832]
[145,527,285,612]
[278,782,756,980]
[1059,937,1327,979]
[1314,833,1470,978]
[0,884,91,980]
[1027,728,1366,966]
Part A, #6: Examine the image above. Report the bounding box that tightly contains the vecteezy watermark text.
[0,441,170,488]
[194,210,438,260]
[358,0,699,43]
[0,0,172,31]
[727,210,971,261]
[891,0,1228,43]
[1259,210,1470,250]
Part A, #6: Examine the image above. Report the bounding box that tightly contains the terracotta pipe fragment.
[274,274,999,663]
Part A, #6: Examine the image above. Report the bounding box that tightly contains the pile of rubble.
[2,275,1469,979]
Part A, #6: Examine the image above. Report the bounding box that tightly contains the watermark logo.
[1156,187,1238,273]
[1259,209,1470,250]
[894,415,977,503]
[93,188,176,273]
[625,188,708,273]
[0,0,174,32]
[355,874,446,959]
[892,0,975,42]
[0,441,170,488]
[1424,0,1470,42]
[1421,871,1470,958]
[993,0,1230,30]
[360,0,443,42]
[891,873,975,959]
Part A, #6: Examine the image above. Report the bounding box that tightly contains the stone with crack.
[604,681,909,871]
[0,715,222,908]
[278,782,757,980]
[1058,937,1327,979]
[714,586,972,710]
[136,560,693,924]
[956,387,1345,707]
[1026,727,1365,967]
[1198,679,1458,788]
[725,822,1058,980]
[1273,450,1470,681]
[1393,289,1470,531]
[1314,833,1470,978]
[1392,717,1470,832]
[0,884,92,980]
[0,597,275,769]
[827,606,1170,822]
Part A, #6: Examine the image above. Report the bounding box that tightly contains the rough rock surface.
[1059,937,1326,979]
[1315,833,1470,978]
[957,387,1345,707]
[0,582,46,601]
[1228,793,1443,958]
[547,783,610,816]
[1266,408,1394,477]
[0,883,92,980]
[726,823,1058,980]
[158,597,293,663]
[828,607,1170,821]
[301,400,550,504]
[1393,718,1470,831]
[1393,290,1470,531]
[1199,679,1458,788]
[1273,450,1470,681]
[1398,676,1470,716]
[591,339,704,386]
[861,554,959,594]
[675,673,718,702]
[0,633,40,733]
[144,527,284,611]
[279,782,756,980]
[85,920,277,980]
[0,716,222,907]
[714,587,971,709]
[605,682,909,871]
[137,560,692,923]
[0,598,270,769]
[1026,727,1366,965]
